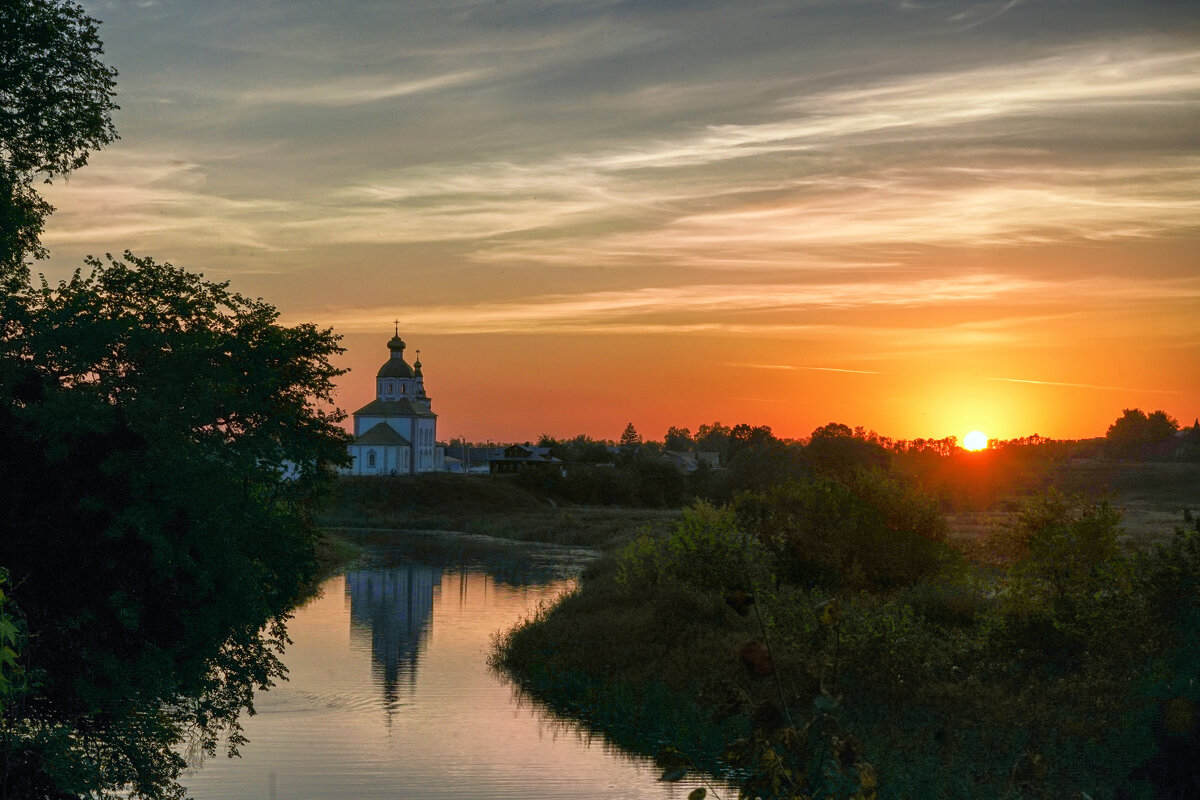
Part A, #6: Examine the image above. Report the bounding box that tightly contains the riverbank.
[316,473,681,550]
[315,530,368,576]
[493,488,1200,799]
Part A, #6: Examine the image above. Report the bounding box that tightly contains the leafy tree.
[694,421,731,463]
[663,425,693,452]
[726,437,806,494]
[1106,408,1179,460]
[0,253,349,798]
[0,0,119,270]
[726,423,776,462]
[539,433,612,464]
[1176,419,1200,462]
[804,421,891,477]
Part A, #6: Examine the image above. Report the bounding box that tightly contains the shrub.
[616,501,768,595]
[735,471,953,592]
[1009,491,1128,606]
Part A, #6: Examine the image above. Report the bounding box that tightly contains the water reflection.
[346,566,439,709]
[181,533,706,800]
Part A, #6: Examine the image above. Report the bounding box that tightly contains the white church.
[343,327,440,475]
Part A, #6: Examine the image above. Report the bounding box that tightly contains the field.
[937,461,1199,554]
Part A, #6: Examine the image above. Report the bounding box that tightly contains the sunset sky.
[40,0,1200,443]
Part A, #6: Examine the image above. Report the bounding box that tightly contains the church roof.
[352,398,438,419]
[354,422,411,446]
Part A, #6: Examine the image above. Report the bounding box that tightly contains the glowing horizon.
[36,1,1200,442]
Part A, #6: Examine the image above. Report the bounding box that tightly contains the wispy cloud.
[299,274,1046,335]
[41,150,297,255]
[732,363,880,375]
[43,35,1200,280]
[234,70,490,107]
[297,41,1200,265]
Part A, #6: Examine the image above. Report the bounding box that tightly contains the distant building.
[662,449,720,472]
[344,327,441,475]
[489,444,562,474]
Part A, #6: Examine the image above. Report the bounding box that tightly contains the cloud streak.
[733,363,881,375]
[234,70,491,107]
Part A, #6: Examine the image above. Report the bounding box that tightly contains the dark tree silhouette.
[804,421,891,477]
[664,425,694,451]
[0,253,350,798]
[0,0,119,270]
[1106,408,1179,460]
[619,421,642,448]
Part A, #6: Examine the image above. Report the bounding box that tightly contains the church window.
[367,450,376,467]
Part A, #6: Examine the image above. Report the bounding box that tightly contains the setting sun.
[964,430,988,451]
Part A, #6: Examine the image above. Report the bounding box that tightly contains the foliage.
[0,253,349,798]
[664,425,694,452]
[1136,509,1200,627]
[803,423,891,479]
[1105,407,1179,461]
[619,421,642,448]
[1128,512,1200,798]
[694,422,732,464]
[0,0,119,268]
[726,437,807,495]
[616,501,768,594]
[736,471,952,592]
[0,570,23,719]
[539,433,614,464]
[1008,491,1126,605]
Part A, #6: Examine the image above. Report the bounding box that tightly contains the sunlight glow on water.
[180,535,714,800]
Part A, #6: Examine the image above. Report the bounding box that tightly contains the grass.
[316,473,681,550]
[937,460,1199,554]
[314,530,367,577]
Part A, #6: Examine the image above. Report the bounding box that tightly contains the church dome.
[378,328,415,378]
[378,357,414,378]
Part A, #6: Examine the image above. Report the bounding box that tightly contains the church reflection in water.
[344,566,441,708]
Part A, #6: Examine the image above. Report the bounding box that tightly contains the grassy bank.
[316,473,680,550]
[493,483,1200,799]
[314,530,368,576]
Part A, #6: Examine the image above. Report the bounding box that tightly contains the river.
[180,531,713,799]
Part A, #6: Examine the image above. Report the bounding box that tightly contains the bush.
[616,501,768,594]
[735,471,953,591]
[1009,491,1128,606]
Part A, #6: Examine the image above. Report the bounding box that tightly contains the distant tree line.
[503,406,1197,509]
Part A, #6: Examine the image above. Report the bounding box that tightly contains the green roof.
[352,398,437,419]
[354,423,411,446]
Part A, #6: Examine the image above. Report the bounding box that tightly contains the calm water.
[180,532,711,799]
